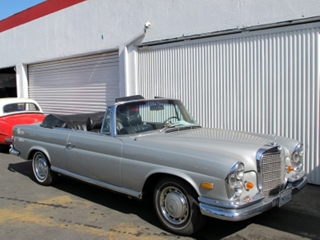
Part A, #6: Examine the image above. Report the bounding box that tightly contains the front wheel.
[32,151,55,186]
[154,177,207,235]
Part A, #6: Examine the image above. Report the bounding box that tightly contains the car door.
[66,131,123,186]
[41,128,72,170]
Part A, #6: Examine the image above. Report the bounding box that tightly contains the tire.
[154,177,207,235]
[32,151,54,186]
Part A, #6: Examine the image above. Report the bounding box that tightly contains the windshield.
[115,99,199,135]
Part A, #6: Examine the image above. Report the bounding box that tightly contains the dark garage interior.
[0,67,17,98]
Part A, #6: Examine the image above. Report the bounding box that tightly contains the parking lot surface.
[1,150,320,240]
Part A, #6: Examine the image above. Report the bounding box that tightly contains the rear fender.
[0,121,10,143]
[28,146,52,165]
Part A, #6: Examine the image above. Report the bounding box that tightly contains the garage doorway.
[0,67,17,98]
[28,51,119,115]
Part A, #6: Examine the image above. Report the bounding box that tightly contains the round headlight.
[229,173,236,188]
[291,143,304,171]
[234,182,243,197]
[292,144,303,161]
[225,162,245,199]
[236,163,245,180]
[293,151,303,161]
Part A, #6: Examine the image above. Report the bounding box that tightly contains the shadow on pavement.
[7,160,320,240]
[0,145,10,154]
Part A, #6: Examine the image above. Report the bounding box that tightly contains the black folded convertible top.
[41,112,105,130]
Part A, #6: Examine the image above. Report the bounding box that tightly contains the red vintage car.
[0,98,45,146]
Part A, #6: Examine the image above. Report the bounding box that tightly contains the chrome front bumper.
[199,172,308,221]
[9,145,20,156]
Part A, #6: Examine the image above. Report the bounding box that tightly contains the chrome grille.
[261,152,282,196]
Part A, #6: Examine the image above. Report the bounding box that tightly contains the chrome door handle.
[66,142,76,149]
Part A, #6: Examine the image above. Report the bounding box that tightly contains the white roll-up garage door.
[137,22,320,185]
[28,51,119,115]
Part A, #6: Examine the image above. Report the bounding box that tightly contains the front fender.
[143,167,225,198]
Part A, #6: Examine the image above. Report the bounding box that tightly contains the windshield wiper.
[159,123,201,133]
[159,123,183,133]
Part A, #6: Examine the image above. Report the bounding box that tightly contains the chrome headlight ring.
[225,162,245,199]
[291,143,304,171]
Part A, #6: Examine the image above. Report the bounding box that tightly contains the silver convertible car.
[10,95,307,235]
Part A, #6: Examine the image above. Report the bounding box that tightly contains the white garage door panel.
[137,23,320,185]
[28,51,119,115]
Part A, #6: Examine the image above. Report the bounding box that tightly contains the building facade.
[0,0,319,184]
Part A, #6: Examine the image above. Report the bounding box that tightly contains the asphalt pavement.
[0,149,319,240]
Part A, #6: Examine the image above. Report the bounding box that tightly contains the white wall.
[15,64,30,98]
[0,0,319,67]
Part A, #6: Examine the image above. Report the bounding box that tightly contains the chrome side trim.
[51,166,142,199]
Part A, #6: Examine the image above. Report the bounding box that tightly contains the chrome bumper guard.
[199,171,308,221]
[9,145,20,156]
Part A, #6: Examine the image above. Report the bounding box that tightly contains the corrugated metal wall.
[137,23,320,184]
[28,51,119,115]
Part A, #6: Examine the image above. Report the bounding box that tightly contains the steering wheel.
[163,116,179,124]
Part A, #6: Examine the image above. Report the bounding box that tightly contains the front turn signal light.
[244,181,254,191]
[286,165,294,173]
[201,182,214,190]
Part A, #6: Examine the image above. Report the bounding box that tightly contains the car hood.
[123,127,279,177]
[139,127,274,150]
[166,127,272,144]
[120,128,280,178]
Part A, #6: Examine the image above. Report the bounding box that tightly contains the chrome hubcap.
[160,186,189,225]
[35,154,48,180]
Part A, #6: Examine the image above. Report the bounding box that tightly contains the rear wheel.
[154,177,207,235]
[32,151,54,186]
